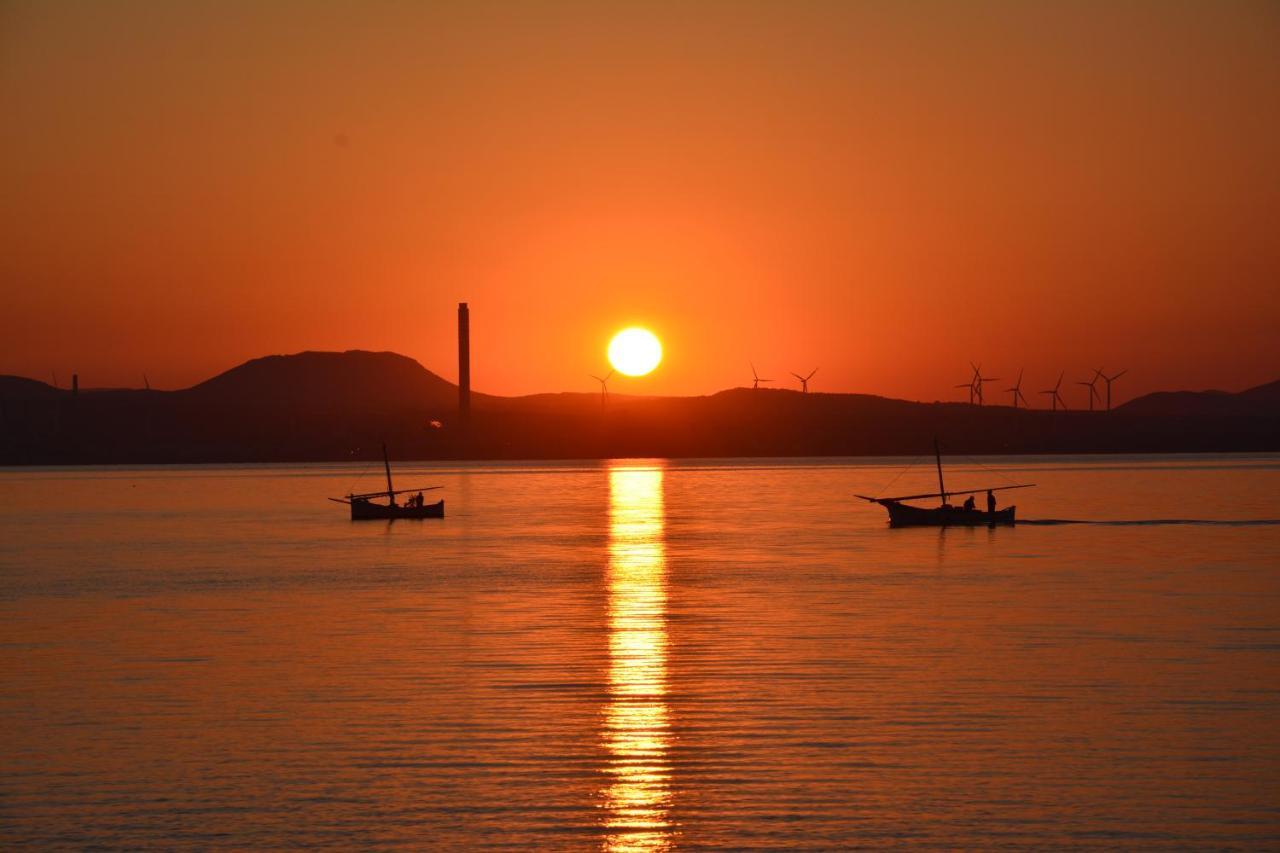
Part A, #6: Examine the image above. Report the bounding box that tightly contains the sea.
[2,454,1279,850]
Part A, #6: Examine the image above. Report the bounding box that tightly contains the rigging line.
[874,456,923,498]
[345,455,375,496]
[955,453,1023,488]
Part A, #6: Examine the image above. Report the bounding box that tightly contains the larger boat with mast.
[856,440,1034,527]
[329,444,444,520]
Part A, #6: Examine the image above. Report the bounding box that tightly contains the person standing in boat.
[987,490,996,515]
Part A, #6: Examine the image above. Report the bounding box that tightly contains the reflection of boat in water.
[856,440,1033,527]
[329,444,443,520]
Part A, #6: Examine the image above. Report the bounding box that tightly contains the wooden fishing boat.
[874,500,1017,527]
[329,444,444,520]
[856,440,1033,527]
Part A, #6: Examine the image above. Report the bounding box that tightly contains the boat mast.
[382,442,395,504]
[934,438,946,506]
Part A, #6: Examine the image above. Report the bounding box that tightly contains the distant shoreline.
[4,351,1277,465]
[4,449,1280,472]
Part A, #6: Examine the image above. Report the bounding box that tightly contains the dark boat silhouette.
[856,440,1033,527]
[329,444,444,520]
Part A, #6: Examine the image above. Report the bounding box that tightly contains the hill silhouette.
[1119,379,1280,417]
[0,376,60,399]
[2,350,1277,463]
[190,349,510,410]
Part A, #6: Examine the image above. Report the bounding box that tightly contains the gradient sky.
[3,1,1278,402]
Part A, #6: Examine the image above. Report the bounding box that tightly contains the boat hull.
[350,499,445,520]
[880,500,1015,527]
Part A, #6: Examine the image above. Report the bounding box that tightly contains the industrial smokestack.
[458,302,471,421]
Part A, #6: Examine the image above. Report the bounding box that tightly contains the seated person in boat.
[963,495,976,511]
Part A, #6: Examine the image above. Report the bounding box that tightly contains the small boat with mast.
[330,444,444,520]
[856,440,1034,527]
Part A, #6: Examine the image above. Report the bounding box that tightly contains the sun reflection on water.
[601,464,673,852]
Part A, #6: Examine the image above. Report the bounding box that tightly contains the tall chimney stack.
[457,302,471,421]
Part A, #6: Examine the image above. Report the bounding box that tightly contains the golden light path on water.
[601,464,673,852]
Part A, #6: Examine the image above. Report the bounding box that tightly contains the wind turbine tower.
[750,362,773,390]
[1102,369,1127,411]
[1005,369,1029,408]
[791,368,818,393]
[591,369,614,408]
[1076,368,1102,411]
[970,362,999,406]
[1038,372,1068,412]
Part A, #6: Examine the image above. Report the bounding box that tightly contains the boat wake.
[1020,518,1280,527]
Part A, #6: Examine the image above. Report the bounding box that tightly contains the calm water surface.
[2,455,1279,849]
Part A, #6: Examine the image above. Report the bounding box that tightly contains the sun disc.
[608,328,663,377]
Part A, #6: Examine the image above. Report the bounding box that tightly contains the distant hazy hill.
[0,375,60,399]
[188,350,476,411]
[2,351,1277,463]
[0,351,479,463]
[1119,379,1280,417]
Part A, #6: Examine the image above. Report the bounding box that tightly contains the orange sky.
[2,1,1278,403]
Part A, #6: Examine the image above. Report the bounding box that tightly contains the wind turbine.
[1075,368,1102,411]
[143,374,151,391]
[1102,368,1127,411]
[750,362,773,390]
[1005,369,1029,408]
[590,369,614,407]
[1038,372,1068,411]
[970,362,999,406]
[955,365,978,404]
[790,368,818,393]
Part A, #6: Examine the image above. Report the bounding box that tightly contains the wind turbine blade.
[1111,369,1127,380]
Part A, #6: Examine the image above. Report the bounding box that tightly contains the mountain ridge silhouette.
[2,350,1276,463]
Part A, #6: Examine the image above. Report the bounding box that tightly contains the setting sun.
[608,328,663,377]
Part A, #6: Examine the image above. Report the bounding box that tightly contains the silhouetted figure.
[987,490,996,514]
[415,491,424,508]
[963,495,976,511]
